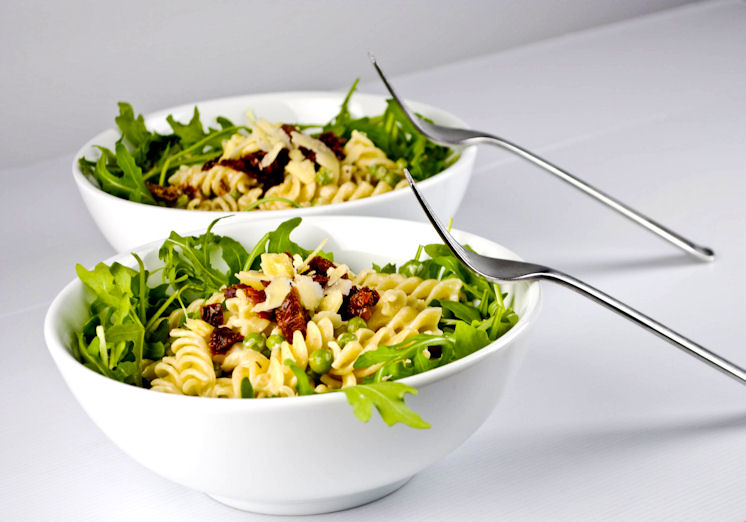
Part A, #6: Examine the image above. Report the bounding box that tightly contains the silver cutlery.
[403,168,745,385]
[370,53,715,262]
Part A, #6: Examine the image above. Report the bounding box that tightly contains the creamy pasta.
[144,248,460,398]
[165,121,408,212]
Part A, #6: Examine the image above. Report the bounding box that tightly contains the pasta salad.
[72,218,519,428]
[78,81,454,212]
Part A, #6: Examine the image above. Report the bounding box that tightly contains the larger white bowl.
[74,92,477,252]
[44,216,540,515]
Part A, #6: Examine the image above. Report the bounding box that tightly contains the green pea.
[347,317,367,333]
[309,349,333,374]
[266,334,285,350]
[395,158,408,169]
[315,168,334,186]
[229,189,241,199]
[337,332,357,348]
[243,332,266,353]
[383,171,401,187]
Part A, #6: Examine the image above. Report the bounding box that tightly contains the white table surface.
[2,1,745,520]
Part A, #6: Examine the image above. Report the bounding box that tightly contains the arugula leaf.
[372,261,396,274]
[74,261,148,385]
[115,102,151,152]
[158,229,229,300]
[166,106,206,146]
[451,322,491,359]
[266,217,309,257]
[322,78,359,136]
[240,377,254,399]
[285,360,317,396]
[342,382,430,429]
[320,83,454,182]
[115,143,156,205]
[431,299,482,324]
[218,235,249,285]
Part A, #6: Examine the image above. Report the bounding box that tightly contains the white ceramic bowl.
[44,216,540,515]
[73,92,477,252]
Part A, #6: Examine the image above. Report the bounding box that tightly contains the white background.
[3,1,746,520]
[0,0,692,167]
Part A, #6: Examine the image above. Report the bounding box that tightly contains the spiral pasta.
[163,118,408,212]
[142,249,465,399]
[147,319,220,397]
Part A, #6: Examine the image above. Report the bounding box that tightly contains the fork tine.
[404,169,551,282]
[368,53,433,138]
[403,169,474,268]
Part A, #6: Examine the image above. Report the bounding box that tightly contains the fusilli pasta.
[143,248,463,399]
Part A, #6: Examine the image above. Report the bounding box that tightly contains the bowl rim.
[44,215,541,413]
[71,90,478,219]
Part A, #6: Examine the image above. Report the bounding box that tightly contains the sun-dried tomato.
[280,124,297,137]
[342,286,380,321]
[299,146,317,163]
[182,184,200,199]
[311,273,329,286]
[275,287,308,339]
[224,284,249,299]
[146,182,182,201]
[307,256,337,287]
[308,256,336,274]
[201,158,218,171]
[218,149,289,191]
[209,326,244,355]
[224,284,266,304]
[318,131,347,160]
[200,303,223,327]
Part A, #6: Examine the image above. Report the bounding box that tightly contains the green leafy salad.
[78,80,455,212]
[72,218,518,428]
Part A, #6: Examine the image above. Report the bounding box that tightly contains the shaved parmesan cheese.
[291,131,340,181]
[294,275,324,311]
[260,253,295,279]
[253,277,291,313]
[297,238,329,273]
[261,142,286,169]
[327,277,353,296]
[236,270,271,290]
[327,264,350,288]
[291,254,305,272]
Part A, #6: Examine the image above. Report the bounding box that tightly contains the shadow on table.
[362,411,746,517]
[553,253,706,276]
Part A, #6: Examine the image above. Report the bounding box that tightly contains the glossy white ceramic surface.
[44,216,540,515]
[72,93,477,252]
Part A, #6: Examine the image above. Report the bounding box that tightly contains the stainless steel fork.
[370,53,715,262]
[403,168,746,386]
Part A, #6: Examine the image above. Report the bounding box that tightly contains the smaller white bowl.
[44,216,541,515]
[73,92,477,252]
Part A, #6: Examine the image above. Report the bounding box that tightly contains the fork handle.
[479,135,715,262]
[540,270,746,385]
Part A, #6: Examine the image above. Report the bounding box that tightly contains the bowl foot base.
[208,476,412,515]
